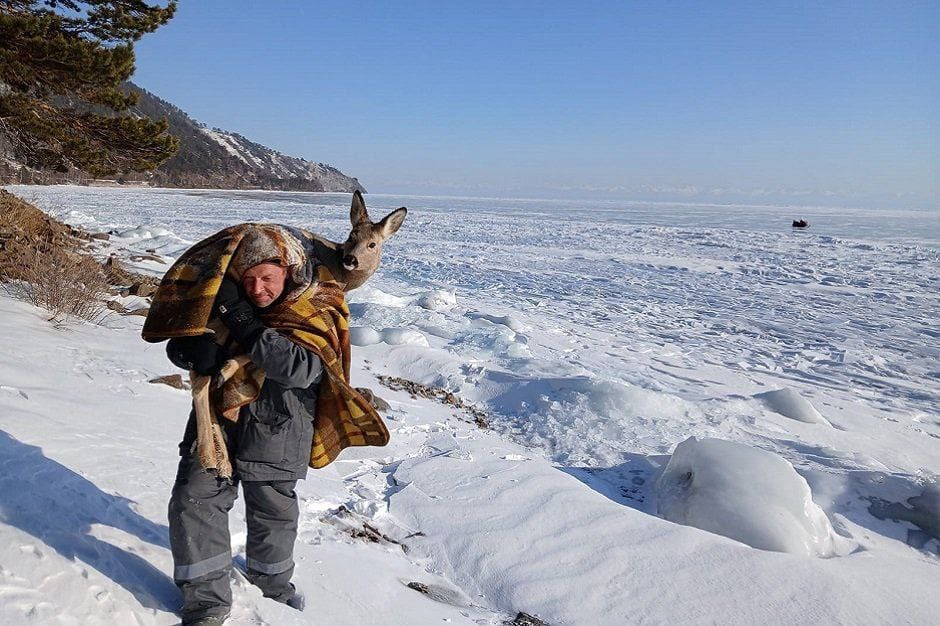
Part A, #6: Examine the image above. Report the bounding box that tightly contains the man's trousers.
[168,453,299,621]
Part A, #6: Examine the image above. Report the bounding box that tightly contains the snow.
[655,437,853,556]
[415,288,457,311]
[200,128,266,170]
[349,326,383,346]
[379,327,431,347]
[754,387,831,425]
[2,184,938,624]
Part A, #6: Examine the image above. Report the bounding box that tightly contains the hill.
[0,83,365,193]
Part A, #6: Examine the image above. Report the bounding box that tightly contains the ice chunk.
[117,224,173,239]
[754,387,830,425]
[655,437,851,556]
[63,210,96,225]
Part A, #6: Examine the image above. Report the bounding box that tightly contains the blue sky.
[133,2,938,206]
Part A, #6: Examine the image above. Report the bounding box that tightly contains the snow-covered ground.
[1,185,937,624]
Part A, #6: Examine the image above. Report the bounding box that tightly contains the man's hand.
[167,334,230,375]
[215,278,265,350]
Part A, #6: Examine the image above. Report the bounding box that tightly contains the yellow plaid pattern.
[143,225,389,469]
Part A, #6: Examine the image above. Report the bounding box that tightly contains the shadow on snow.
[0,429,177,611]
[559,452,670,516]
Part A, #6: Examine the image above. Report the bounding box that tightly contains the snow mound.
[467,311,526,332]
[381,327,430,347]
[416,288,457,310]
[350,326,429,347]
[655,437,852,556]
[467,370,700,466]
[350,326,383,346]
[754,387,830,425]
[349,285,411,308]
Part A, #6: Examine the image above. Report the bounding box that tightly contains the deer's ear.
[350,190,369,225]
[375,207,407,239]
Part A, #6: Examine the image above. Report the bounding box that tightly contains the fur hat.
[227,224,313,301]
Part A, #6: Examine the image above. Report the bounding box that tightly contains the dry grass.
[0,190,108,323]
[12,243,109,322]
[0,190,68,242]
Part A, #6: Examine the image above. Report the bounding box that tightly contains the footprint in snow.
[0,385,28,399]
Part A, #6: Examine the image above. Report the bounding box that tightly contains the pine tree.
[0,1,179,176]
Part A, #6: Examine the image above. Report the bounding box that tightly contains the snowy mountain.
[194,126,363,190]
[0,83,365,193]
[125,83,365,192]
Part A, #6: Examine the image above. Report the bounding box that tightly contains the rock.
[90,232,110,241]
[355,386,391,411]
[129,253,165,264]
[404,581,471,607]
[148,374,189,390]
[509,613,550,626]
[129,281,156,298]
[406,582,430,594]
[102,255,132,284]
[106,300,128,313]
[377,375,488,428]
[68,225,89,240]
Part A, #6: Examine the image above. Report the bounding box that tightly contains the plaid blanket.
[142,223,389,469]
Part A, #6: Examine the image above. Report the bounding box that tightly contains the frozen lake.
[10,185,939,469]
[4,184,937,623]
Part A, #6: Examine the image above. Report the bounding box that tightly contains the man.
[166,259,321,626]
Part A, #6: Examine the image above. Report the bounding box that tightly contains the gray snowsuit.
[167,327,322,622]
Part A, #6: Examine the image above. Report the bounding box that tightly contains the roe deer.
[307,190,407,291]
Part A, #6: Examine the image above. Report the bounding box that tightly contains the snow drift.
[754,387,831,425]
[655,437,853,556]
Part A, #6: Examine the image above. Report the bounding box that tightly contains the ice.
[117,225,173,239]
[63,209,96,225]
[655,437,853,556]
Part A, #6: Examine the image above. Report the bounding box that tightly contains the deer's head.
[340,190,407,283]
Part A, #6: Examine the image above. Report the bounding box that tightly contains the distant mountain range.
[0,82,365,193]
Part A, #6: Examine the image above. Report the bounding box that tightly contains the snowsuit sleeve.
[247,328,323,389]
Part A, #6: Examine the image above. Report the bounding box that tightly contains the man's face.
[241,262,288,308]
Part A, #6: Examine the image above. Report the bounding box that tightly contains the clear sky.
[132,1,938,207]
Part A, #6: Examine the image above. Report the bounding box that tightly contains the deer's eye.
[368,242,377,249]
